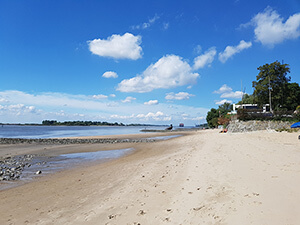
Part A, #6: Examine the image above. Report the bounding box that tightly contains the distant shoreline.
[0,123,164,127]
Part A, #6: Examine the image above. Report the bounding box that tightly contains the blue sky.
[1,0,300,125]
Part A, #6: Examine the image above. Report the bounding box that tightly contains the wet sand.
[0,129,300,224]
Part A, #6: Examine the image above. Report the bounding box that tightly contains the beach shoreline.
[0,129,300,224]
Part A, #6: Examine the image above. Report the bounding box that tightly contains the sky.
[1,0,300,125]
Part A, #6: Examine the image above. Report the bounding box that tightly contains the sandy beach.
[0,129,300,225]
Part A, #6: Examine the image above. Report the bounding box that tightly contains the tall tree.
[237,94,255,105]
[206,103,233,128]
[285,82,300,111]
[206,108,219,128]
[218,102,232,114]
[252,61,290,110]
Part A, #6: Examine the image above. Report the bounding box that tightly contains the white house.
[230,104,270,115]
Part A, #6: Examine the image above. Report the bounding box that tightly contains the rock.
[227,120,293,133]
[0,154,37,181]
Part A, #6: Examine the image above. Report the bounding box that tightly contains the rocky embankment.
[0,137,156,145]
[227,120,293,133]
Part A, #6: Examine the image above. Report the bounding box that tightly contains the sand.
[0,129,300,225]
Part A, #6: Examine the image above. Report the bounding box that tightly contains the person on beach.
[166,124,173,130]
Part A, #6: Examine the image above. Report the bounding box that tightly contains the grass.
[275,128,300,133]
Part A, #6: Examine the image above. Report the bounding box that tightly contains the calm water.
[0,148,135,191]
[0,125,167,139]
[0,125,185,190]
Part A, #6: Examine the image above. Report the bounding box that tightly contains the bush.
[276,128,300,133]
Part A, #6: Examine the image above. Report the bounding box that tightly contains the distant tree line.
[42,120,125,126]
[41,120,154,126]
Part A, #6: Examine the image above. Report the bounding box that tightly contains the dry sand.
[0,129,300,225]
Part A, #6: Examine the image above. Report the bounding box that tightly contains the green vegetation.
[252,61,300,111]
[206,61,300,126]
[236,94,255,104]
[237,61,300,110]
[41,120,153,126]
[206,103,232,128]
[42,120,125,126]
[276,128,300,133]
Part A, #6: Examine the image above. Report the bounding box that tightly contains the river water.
[0,125,185,190]
[0,125,167,139]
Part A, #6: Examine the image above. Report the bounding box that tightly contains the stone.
[227,120,293,133]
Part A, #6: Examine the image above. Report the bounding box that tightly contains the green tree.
[218,102,232,115]
[285,82,300,111]
[252,61,290,110]
[237,94,255,105]
[206,108,219,128]
[206,103,233,128]
[42,120,57,125]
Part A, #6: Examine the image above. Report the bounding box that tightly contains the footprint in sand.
[138,210,146,215]
[193,205,205,211]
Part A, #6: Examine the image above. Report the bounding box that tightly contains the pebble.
[0,154,36,181]
[0,137,157,181]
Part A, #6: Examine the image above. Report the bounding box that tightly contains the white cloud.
[219,40,252,63]
[190,116,205,121]
[92,94,108,99]
[136,111,171,121]
[110,94,116,98]
[251,7,300,46]
[0,90,209,125]
[137,111,163,118]
[221,91,243,99]
[193,47,217,70]
[122,96,136,103]
[110,111,171,122]
[0,90,110,112]
[213,84,232,94]
[144,100,159,105]
[215,99,233,105]
[165,92,195,100]
[110,114,135,119]
[214,84,244,103]
[0,98,9,103]
[194,45,202,54]
[117,55,199,93]
[0,104,39,122]
[131,14,160,30]
[102,71,118,78]
[106,102,119,107]
[163,22,169,30]
[88,33,142,60]
[0,104,36,113]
